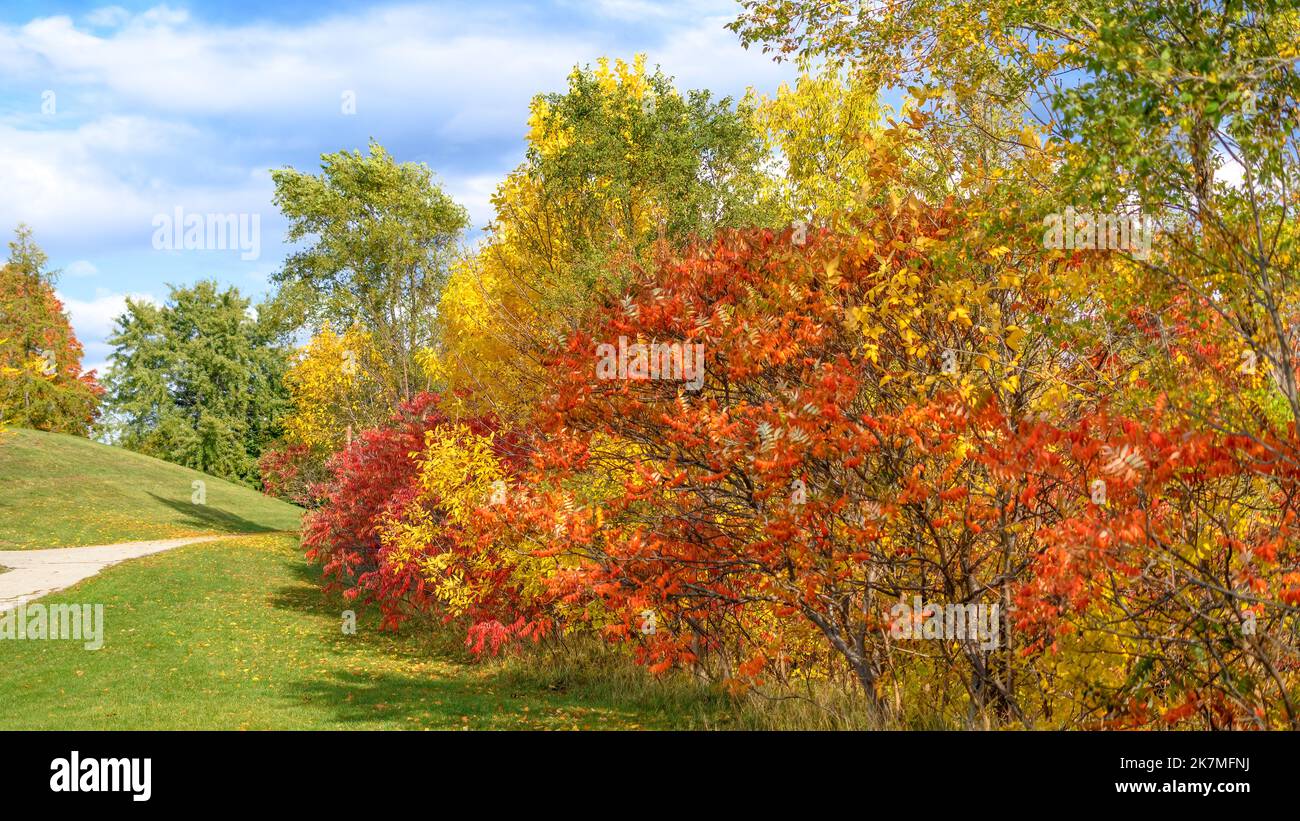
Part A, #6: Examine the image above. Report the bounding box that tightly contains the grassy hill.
[0,428,301,549]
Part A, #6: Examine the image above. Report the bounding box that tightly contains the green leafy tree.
[520,55,780,294]
[103,281,289,484]
[268,141,469,405]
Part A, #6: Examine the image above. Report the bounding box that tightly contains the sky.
[0,1,799,375]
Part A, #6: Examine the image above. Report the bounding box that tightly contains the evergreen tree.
[104,281,290,484]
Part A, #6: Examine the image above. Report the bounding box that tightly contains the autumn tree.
[431,56,781,421]
[301,393,449,618]
[374,420,541,650]
[731,0,1300,729]
[474,163,1095,723]
[0,225,102,435]
[277,19,1300,728]
[298,392,526,642]
[733,0,1300,427]
[259,324,392,504]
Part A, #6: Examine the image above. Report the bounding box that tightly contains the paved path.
[0,536,222,613]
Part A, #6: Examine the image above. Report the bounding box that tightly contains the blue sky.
[0,1,798,374]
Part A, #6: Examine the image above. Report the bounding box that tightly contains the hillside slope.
[0,428,301,549]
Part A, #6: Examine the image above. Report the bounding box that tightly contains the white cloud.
[58,288,159,341]
[0,114,275,250]
[64,259,98,277]
[2,1,797,298]
[646,14,792,94]
[57,288,161,375]
[3,3,787,125]
[578,0,737,22]
[445,173,507,231]
[80,347,113,378]
[3,5,592,122]
[84,6,131,29]
[0,122,156,248]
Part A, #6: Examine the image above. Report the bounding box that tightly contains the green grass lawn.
[0,428,730,729]
[0,428,301,548]
[0,532,716,729]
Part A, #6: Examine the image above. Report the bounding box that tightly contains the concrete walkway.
[0,536,222,613]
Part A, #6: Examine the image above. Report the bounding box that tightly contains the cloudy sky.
[0,1,797,374]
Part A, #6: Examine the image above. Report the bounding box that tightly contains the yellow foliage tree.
[433,54,779,421]
[282,324,391,453]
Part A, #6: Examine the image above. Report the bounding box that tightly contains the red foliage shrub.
[301,392,520,631]
[258,442,326,506]
[301,393,448,618]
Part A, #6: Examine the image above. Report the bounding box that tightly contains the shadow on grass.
[268,557,464,661]
[146,492,281,535]
[290,668,508,728]
[267,553,705,729]
[268,558,521,727]
[289,661,662,730]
